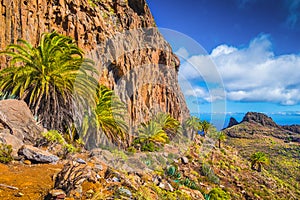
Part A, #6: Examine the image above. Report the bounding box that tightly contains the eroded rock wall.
[0,0,189,128]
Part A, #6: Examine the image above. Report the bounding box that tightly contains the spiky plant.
[154,112,181,139]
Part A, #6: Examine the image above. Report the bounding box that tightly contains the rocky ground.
[1,101,300,199]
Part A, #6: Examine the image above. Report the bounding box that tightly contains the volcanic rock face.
[0,0,189,130]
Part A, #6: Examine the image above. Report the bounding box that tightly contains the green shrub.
[42,130,65,144]
[0,143,13,163]
[63,143,77,154]
[201,163,220,184]
[208,188,230,200]
[43,130,78,154]
[126,146,136,154]
[141,142,159,152]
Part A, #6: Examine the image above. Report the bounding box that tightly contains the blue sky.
[147,0,300,114]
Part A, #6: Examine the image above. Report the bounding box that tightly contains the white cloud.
[179,34,300,105]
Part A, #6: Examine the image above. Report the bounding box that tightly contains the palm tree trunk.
[218,139,221,148]
[258,163,262,172]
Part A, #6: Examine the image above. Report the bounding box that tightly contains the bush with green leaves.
[0,143,13,163]
[207,188,230,200]
[42,130,78,154]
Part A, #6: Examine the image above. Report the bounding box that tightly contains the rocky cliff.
[224,112,300,142]
[0,0,189,128]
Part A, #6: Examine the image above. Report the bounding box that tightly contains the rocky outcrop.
[282,125,300,134]
[0,0,190,137]
[242,112,279,128]
[0,100,44,154]
[223,112,300,142]
[226,117,239,128]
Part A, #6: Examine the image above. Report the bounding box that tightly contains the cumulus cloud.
[179,34,300,105]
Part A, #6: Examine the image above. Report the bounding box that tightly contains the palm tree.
[154,112,181,139]
[96,85,128,144]
[250,152,270,172]
[184,116,202,139]
[216,132,226,148]
[201,120,211,137]
[0,32,97,132]
[138,121,169,145]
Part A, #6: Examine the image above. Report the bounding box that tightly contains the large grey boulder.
[18,145,59,163]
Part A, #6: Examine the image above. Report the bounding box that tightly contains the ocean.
[192,112,300,130]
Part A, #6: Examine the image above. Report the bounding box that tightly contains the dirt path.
[0,163,62,200]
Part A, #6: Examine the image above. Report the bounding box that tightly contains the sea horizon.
[191,111,300,130]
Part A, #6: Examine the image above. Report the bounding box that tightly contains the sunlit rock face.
[0,0,189,141]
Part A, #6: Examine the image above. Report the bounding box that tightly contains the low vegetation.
[0,143,13,163]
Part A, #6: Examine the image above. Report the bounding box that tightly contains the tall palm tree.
[154,112,181,139]
[201,120,211,137]
[0,32,97,132]
[216,131,226,148]
[250,152,270,172]
[184,116,202,139]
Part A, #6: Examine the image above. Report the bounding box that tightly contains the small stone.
[165,182,174,192]
[96,174,101,180]
[95,164,103,171]
[86,189,95,194]
[49,189,66,198]
[112,177,120,182]
[23,160,31,165]
[181,156,189,164]
[158,182,165,189]
[76,158,86,164]
[15,192,24,197]
[118,188,132,197]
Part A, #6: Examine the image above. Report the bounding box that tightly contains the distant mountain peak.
[226,117,239,128]
[242,112,279,128]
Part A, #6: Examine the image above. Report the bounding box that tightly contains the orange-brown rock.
[0,0,189,135]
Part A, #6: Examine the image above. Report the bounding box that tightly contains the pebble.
[23,160,31,165]
[15,192,24,197]
[76,158,86,164]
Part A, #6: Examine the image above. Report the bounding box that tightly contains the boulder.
[0,100,44,144]
[181,156,189,164]
[0,132,23,157]
[54,161,98,196]
[18,145,59,163]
